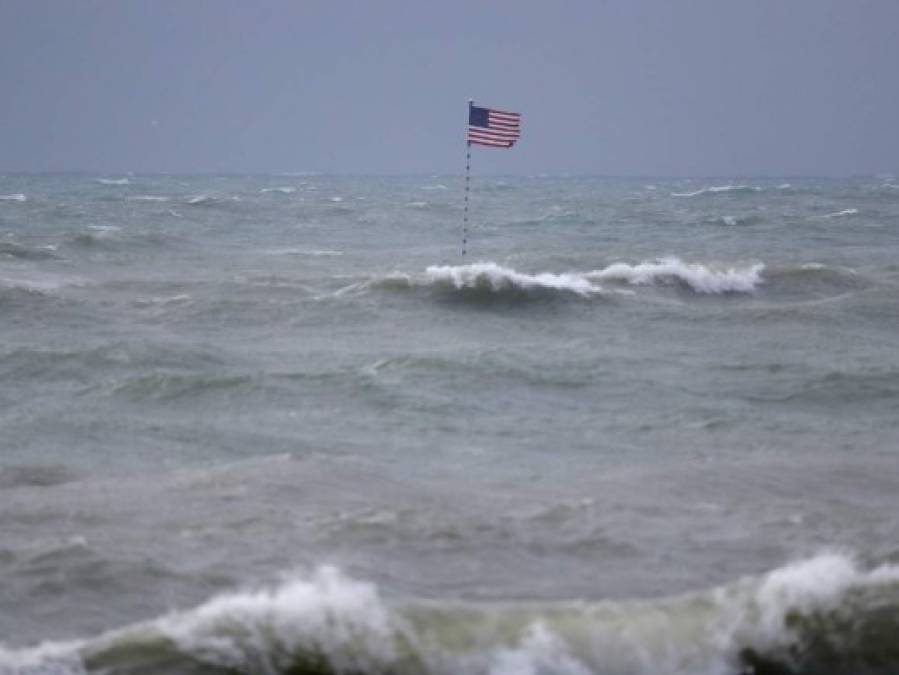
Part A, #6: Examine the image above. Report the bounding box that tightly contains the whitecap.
[186,194,216,205]
[128,195,170,202]
[824,208,859,218]
[587,257,764,293]
[424,262,598,296]
[0,193,26,202]
[97,178,130,185]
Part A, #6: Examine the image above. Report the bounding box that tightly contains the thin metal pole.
[462,99,472,258]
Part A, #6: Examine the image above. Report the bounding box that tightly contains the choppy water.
[1,174,898,674]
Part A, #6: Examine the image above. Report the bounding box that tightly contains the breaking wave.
[587,258,764,294]
[425,263,597,296]
[0,193,26,202]
[369,260,765,300]
[96,178,130,185]
[2,553,898,675]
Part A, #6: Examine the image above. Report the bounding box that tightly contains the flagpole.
[462,99,472,258]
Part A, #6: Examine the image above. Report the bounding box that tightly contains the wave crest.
[4,554,899,675]
[587,257,764,294]
[260,187,297,194]
[368,260,764,301]
[671,185,761,198]
[425,263,597,297]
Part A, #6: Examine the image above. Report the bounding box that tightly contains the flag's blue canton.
[467,102,521,147]
[469,106,490,127]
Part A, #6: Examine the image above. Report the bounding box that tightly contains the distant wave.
[97,178,130,185]
[823,208,859,218]
[0,193,26,202]
[182,194,241,207]
[708,214,766,227]
[127,195,170,202]
[186,194,217,205]
[260,187,297,194]
[262,248,343,257]
[0,274,79,293]
[110,372,253,402]
[671,185,762,198]
[3,553,898,675]
[0,242,61,261]
[368,259,763,300]
[0,464,78,489]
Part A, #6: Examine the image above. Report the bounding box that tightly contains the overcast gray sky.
[2,0,898,175]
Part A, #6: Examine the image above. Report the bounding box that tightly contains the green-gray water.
[1,175,898,674]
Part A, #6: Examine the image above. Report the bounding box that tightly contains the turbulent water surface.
[1,175,898,674]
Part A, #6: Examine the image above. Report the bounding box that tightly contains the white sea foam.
[163,566,398,673]
[671,185,760,197]
[587,257,764,294]
[0,193,26,202]
[97,178,130,185]
[2,554,897,675]
[421,184,448,191]
[425,263,599,296]
[727,552,899,657]
[384,260,764,297]
[488,623,592,675]
[260,187,297,194]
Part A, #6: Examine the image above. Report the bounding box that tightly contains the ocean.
[0,174,897,674]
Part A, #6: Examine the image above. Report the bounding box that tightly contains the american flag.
[467,104,521,148]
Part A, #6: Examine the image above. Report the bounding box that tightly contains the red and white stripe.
[468,109,521,148]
